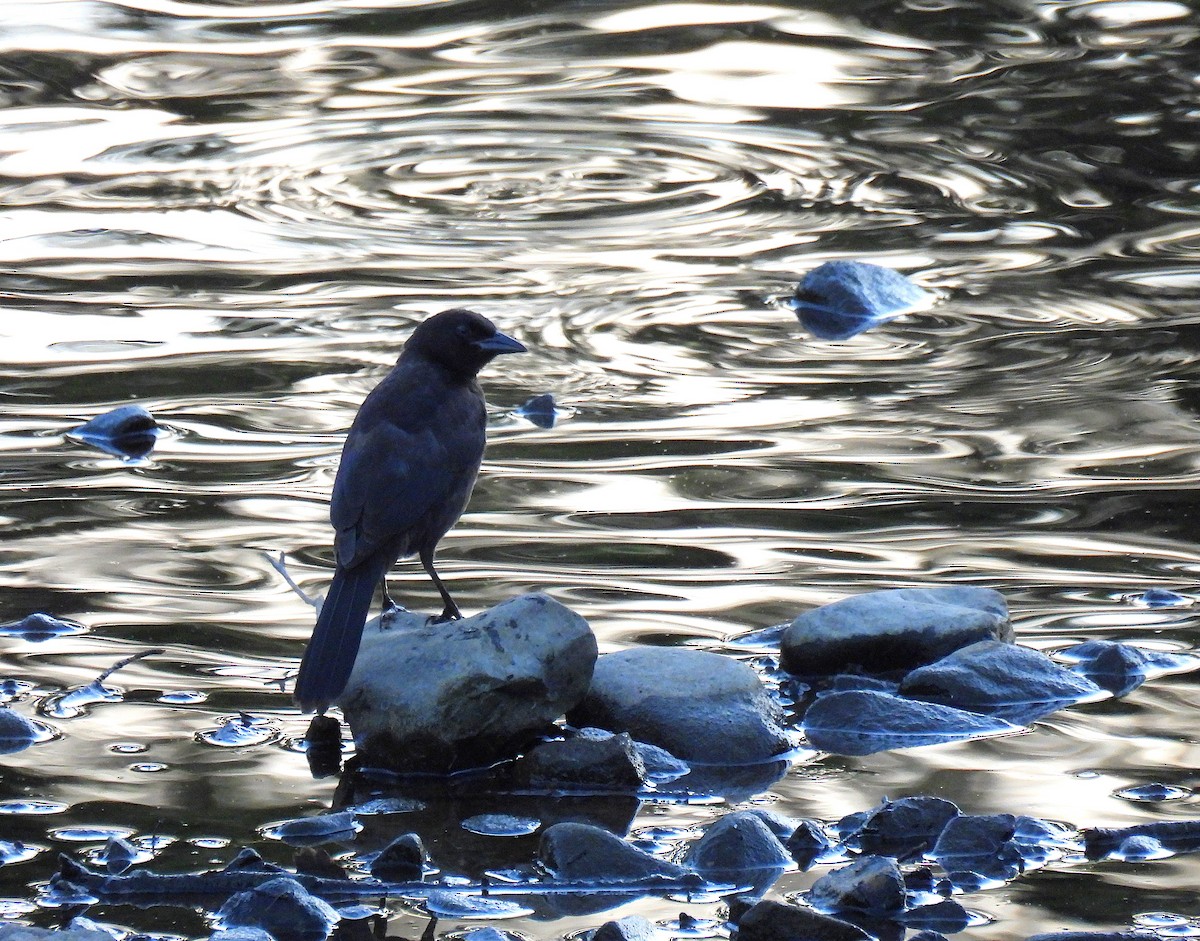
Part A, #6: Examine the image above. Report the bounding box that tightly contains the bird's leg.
[419,547,462,622]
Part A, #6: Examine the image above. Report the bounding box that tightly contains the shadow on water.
[2,0,1200,936]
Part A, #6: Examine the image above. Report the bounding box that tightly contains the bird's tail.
[294,564,381,714]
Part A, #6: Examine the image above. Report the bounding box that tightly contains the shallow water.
[2,0,1200,936]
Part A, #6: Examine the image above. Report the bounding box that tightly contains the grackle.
[294,309,526,713]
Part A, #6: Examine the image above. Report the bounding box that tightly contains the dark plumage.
[294,308,526,713]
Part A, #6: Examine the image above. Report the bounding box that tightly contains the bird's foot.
[428,607,463,625]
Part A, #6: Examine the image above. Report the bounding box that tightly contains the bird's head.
[405,308,527,378]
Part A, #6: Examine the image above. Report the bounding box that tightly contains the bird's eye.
[455,324,470,338]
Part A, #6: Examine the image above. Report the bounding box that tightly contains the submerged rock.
[682,810,792,889]
[931,813,1022,889]
[808,855,907,917]
[216,876,339,941]
[0,925,116,941]
[1061,640,1197,697]
[900,640,1105,723]
[790,260,934,340]
[786,819,834,870]
[803,689,1020,756]
[846,796,961,861]
[341,593,597,773]
[736,898,871,941]
[67,404,159,460]
[0,708,43,755]
[781,587,1011,677]
[538,822,688,883]
[569,647,790,765]
[1083,819,1200,861]
[514,392,559,429]
[368,833,426,881]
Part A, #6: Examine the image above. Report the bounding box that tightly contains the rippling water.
[2,0,1200,936]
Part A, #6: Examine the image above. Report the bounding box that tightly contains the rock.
[67,404,159,459]
[216,876,339,941]
[538,822,688,883]
[584,914,656,941]
[460,929,522,941]
[803,689,1021,756]
[786,819,833,870]
[683,811,792,888]
[846,796,960,860]
[931,813,1022,890]
[514,392,559,429]
[781,587,1011,676]
[808,855,907,916]
[368,832,426,881]
[907,933,951,941]
[208,931,276,941]
[518,730,647,791]
[99,837,138,875]
[0,708,42,755]
[569,648,790,764]
[341,593,597,772]
[742,808,800,841]
[1083,819,1200,861]
[900,640,1105,723]
[791,260,934,341]
[1062,640,1198,697]
[269,811,359,845]
[902,899,971,933]
[0,612,86,641]
[736,899,871,941]
[1025,934,1156,941]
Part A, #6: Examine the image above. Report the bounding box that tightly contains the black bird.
[294,308,526,713]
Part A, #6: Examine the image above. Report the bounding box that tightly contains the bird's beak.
[474,332,527,355]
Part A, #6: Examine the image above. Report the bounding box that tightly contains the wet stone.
[736,899,871,941]
[342,593,597,773]
[807,855,907,917]
[931,813,1022,889]
[216,877,339,941]
[514,392,559,429]
[682,810,792,888]
[781,587,1012,677]
[368,832,426,881]
[1062,640,1195,697]
[517,729,647,791]
[265,811,359,845]
[803,689,1020,756]
[786,819,834,870]
[569,647,790,765]
[208,930,276,941]
[1083,819,1200,861]
[790,260,934,341]
[847,796,961,861]
[0,924,116,941]
[902,898,972,934]
[67,404,159,460]
[0,709,42,755]
[538,821,688,883]
[584,914,656,941]
[900,640,1105,723]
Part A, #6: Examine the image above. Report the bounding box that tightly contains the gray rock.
[585,915,656,941]
[0,708,42,755]
[736,899,871,941]
[341,593,597,772]
[569,648,789,764]
[518,729,647,791]
[208,931,276,941]
[368,832,426,881]
[803,689,1021,756]
[781,587,1011,676]
[538,822,687,883]
[900,640,1105,723]
[808,855,907,916]
[683,811,792,888]
[217,876,339,941]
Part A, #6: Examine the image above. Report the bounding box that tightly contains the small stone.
[808,855,907,916]
[518,730,647,791]
[538,822,687,883]
[216,877,339,940]
[736,899,871,941]
[585,914,656,941]
[683,811,792,887]
[369,833,426,881]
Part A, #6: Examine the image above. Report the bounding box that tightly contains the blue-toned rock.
[791,260,933,340]
[683,811,792,889]
[67,404,159,460]
[0,708,42,755]
[0,613,86,641]
[803,689,1020,756]
[1061,640,1198,697]
[786,819,834,869]
[368,833,426,881]
[808,855,906,916]
[584,914,655,941]
[1083,819,1200,861]
[514,392,559,429]
[538,822,688,883]
[1025,934,1155,941]
[216,876,339,941]
[931,813,1021,890]
[781,587,1011,677]
[569,647,790,765]
[341,593,597,773]
[847,796,960,861]
[900,640,1105,723]
[736,899,871,941]
[903,901,971,933]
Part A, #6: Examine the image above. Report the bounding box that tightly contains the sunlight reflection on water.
[1,0,1199,936]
